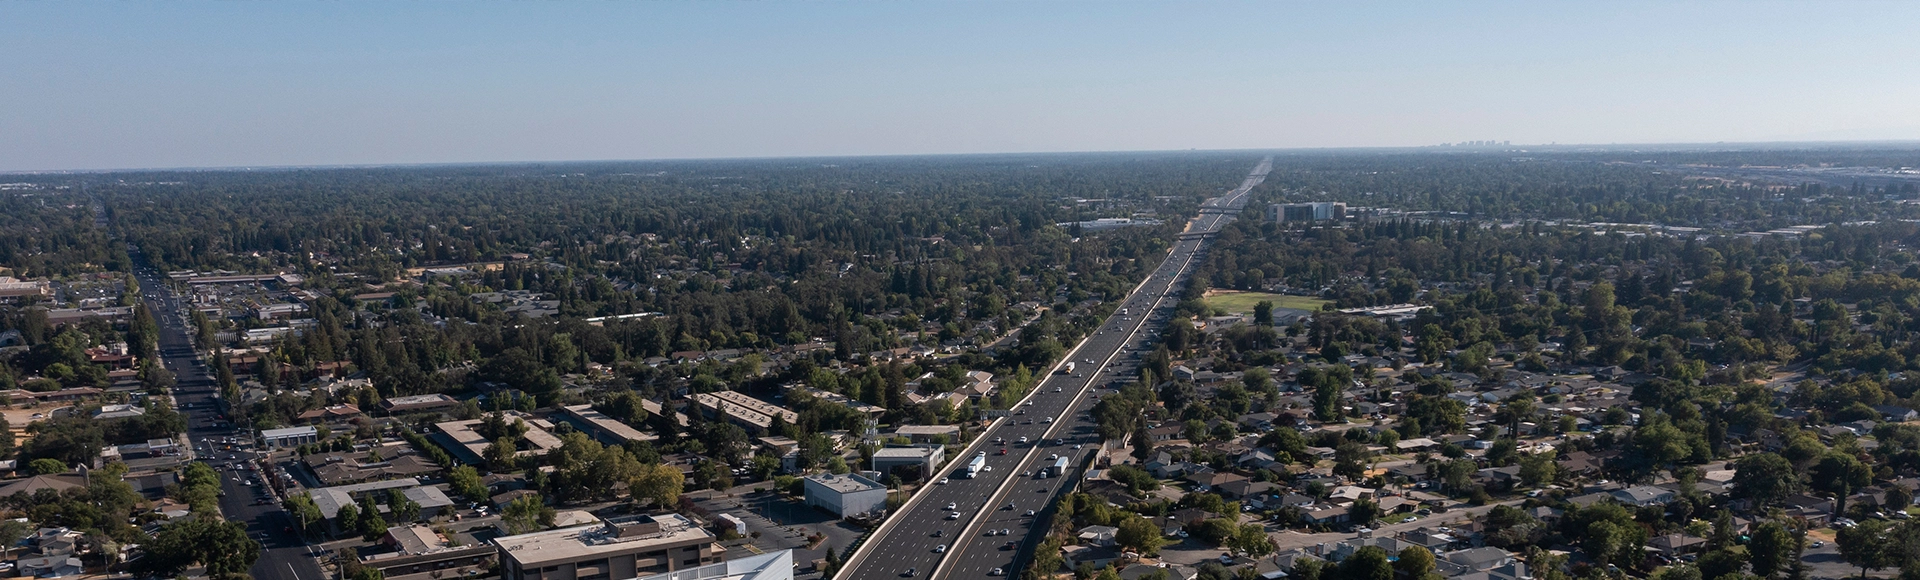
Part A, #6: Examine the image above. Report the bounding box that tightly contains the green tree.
[1395,547,1437,580]
[335,501,360,534]
[630,463,685,507]
[1747,522,1793,580]
[448,465,491,504]
[1116,515,1167,554]
[28,458,67,475]
[1734,453,1800,507]
[1336,546,1393,580]
[1837,519,1900,579]
[503,493,557,534]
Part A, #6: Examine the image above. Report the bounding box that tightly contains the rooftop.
[805,473,884,494]
[493,514,716,568]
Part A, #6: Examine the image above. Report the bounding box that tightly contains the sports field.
[1203,290,1329,314]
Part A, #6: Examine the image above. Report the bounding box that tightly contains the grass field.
[1203,291,1329,314]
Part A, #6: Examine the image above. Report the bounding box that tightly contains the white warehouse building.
[802,473,887,518]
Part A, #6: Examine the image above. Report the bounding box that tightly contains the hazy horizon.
[6,0,1920,172]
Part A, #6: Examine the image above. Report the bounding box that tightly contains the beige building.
[495,514,723,580]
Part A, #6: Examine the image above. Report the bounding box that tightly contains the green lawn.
[1204,291,1329,314]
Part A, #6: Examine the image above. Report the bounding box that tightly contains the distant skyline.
[4,1,1919,172]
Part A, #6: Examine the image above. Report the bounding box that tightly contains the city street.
[131,252,328,580]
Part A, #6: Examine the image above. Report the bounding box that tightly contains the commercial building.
[1270,202,1347,222]
[308,478,455,522]
[634,549,792,580]
[689,391,798,434]
[383,394,462,414]
[559,405,657,445]
[870,446,944,480]
[802,473,887,518]
[432,413,564,464]
[260,426,320,448]
[494,514,724,580]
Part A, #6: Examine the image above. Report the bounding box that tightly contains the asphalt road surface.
[131,251,327,580]
[841,158,1271,580]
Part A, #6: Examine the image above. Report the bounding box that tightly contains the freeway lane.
[840,158,1271,580]
[130,252,326,580]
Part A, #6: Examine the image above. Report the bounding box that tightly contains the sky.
[4,1,1919,172]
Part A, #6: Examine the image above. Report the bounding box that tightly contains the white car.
[946,512,960,520]
[938,477,950,485]
[946,502,958,511]
[933,545,946,554]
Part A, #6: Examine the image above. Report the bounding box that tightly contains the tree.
[1336,546,1393,580]
[630,463,685,507]
[1116,515,1166,554]
[1306,365,1350,422]
[131,518,259,579]
[1395,547,1436,580]
[1231,523,1275,557]
[1697,549,1747,580]
[1734,453,1800,507]
[503,493,556,534]
[486,437,519,472]
[1747,521,1793,580]
[448,465,490,504]
[1836,519,1900,579]
[1254,301,1274,326]
[335,501,361,535]
[1812,452,1872,497]
[1518,452,1557,487]
[28,458,66,475]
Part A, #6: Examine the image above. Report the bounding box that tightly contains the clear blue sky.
[4,1,1918,171]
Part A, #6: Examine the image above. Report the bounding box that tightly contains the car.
[932,529,944,537]
[990,568,1004,576]
[1022,471,1033,477]
[947,512,960,520]
[933,545,946,553]
[1005,502,1015,510]
[998,448,1008,455]
[1001,541,1016,550]
[938,477,950,485]
[1813,541,1826,548]
[1054,387,1062,393]
[1025,510,1036,516]
[1074,444,1084,450]
[946,502,958,510]
[1042,416,1053,423]
[1002,528,1011,536]
[902,569,917,577]
[985,529,997,537]
[1018,437,1028,444]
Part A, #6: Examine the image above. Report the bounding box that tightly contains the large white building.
[802,473,887,518]
[633,549,792,580]
[260,426,319,448]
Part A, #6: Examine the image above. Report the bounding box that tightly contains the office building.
[1270,202,1346,222]
[495,514,723,580]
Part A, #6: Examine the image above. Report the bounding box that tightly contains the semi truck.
[963,453,988,479]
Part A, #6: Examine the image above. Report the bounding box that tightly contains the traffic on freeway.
[839,158,1271,580]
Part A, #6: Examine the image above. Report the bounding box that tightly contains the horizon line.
[7,138,1920,176]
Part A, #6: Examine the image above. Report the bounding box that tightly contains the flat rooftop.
[494,514,715,568]
[806,473,883,494]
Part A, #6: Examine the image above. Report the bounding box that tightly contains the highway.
[129,251,327,580]
[839,157,1272,580]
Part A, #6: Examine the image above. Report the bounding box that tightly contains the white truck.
[963,453,988,479]
[1060,362,1077,375]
